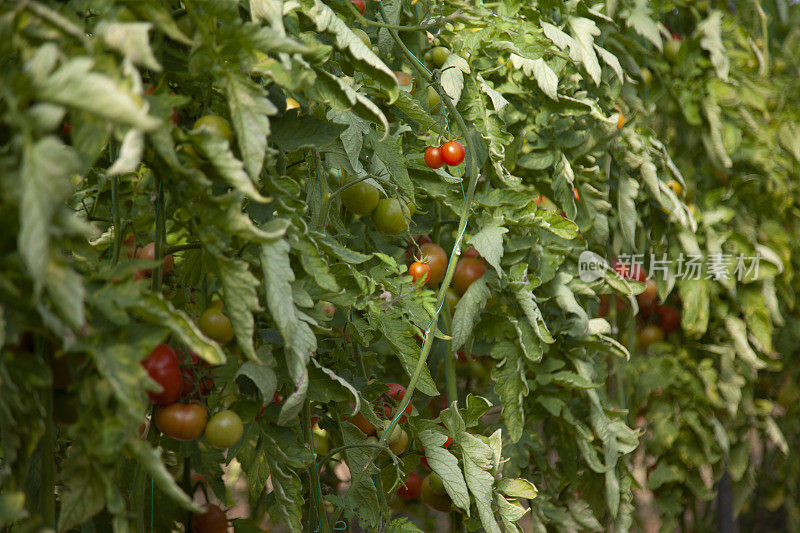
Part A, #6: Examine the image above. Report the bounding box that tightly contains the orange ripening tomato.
[408,261,430,283]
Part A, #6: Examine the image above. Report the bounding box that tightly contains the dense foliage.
[0,0,798,531]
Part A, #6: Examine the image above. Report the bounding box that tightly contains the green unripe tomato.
[313,423,330,456]
[198,307,235,344]
[664,39,681,64]
[389,428,409,455]
[379,421,403,445]
[430,46,450,68]
[352,28,371,48]
[204,410,244,449]
[445,288,460,312]
[341,180,380,216]
[427,87,441,114]
[640,67,652,85]
[372,198,410,235]
[194,115,233,142]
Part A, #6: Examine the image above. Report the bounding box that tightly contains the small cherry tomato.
[155,403,208,441]
[637,325,665,349]
[198,307,234,344]
[453,257,487,296]
[351,0,366,15]
[389,428,409,455]
[636,279,658,308]
[409,261,430,284]
[341,180,380,216]
[135,242,175,277]
[446,288,460,312]
[398,471,423,501]
[419,243,447,285]
[191,504,228,533]
[347,407,376,436]
[424,146,444,169]
[382,383,412,423]
[430,47,450,68]
[141,343,182,405]
[657,304,681,333]
[204,410,244,449]
[194,115,233,142]
[440,140,465,166]
[372,198,410,235]
[421,472,452,513]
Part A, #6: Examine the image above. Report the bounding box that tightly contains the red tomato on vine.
[408,261,430,283]
[424,146,444,169]
[453,257,487,295]
[191,504,228,533]
[154,402,208,441]
[141,343,182,405]
[440,140,465,166]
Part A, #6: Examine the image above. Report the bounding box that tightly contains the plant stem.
[164,242,201,255]
[328,174,374,200]
[303,400,329,533]
[329,11,481,525]
[151,177,166,293]
[182,456,192,532]
[39,337,55,529]
[442,300,458,408]
[110,175,122,266]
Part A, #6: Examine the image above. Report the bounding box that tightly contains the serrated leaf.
[310,70,389,137]
[697,11,729,81]
[724,316,766,370]
[623,0,663,51]
[366,129,415,199]
[45,260,85,330]
[617,175,639,249]
[107,128,144,176]
[498,478,538,499]
[226,73,276,179]
[568,18,602,85]
[235,361,277,405]
[419,430,471,512]
[491,344,527,442]
[30,51,160,130]
[19,137,80,289]
[452,277,490,350]
[467,225,507,276]
[441,54,468,104]
[97,22,161,71]
[191,132,269,202]
[215,256,261,361]
[461,433,502,533]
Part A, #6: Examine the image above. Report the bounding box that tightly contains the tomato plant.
[2,1,799,532]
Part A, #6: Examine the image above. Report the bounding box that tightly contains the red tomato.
[453,257,487,296]
[351,0,366,14]
[154,403,208,441]
[382,383,412,423]
[424,146,444,169]
[419,243,447,285]
[440,140,465,166]
[405,235,433,263]
[135,242,175,277]
[347,408,376,436]
[462,246,480,259]
[409,261,430,283]
[141,344,182,405]
[658,304,681,333]
[191,504,227,533]
[398,471,423,501]
[636,279,658,308]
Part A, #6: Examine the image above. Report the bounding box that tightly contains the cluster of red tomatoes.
[599,260,681,348]
[424,140,465,169]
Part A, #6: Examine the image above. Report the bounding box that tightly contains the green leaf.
[622,0,663,51]
[697,12,729,82]
[366,129,415,200]
[341,422,381,528]
[56,458,107,531]
[260,238,315,424]
[310,70,389,137]
[418,430,471,512]
[190,132,269,202]
[19,136,80,289]
[467,224,507,276]
[270,114,347,152]
[96,22,161,71]
[292,237,340,292]
[510,271,554,344]
[215,255,261,361]
[225,73,276,179]
[369,312,438,396]
[45,260,85,330]
[617,175,639,249]
[568,17,602,86]
[678,278,709,338]
[497,478,538,499]
[491,344,527,442]
[724,317,766,370]
[235,361,277,405]
[452,277,490,350]
[304,0,398,103]
[29,48,160,130]
[461,433,502,533]
[126,440,202,513]
[441,54,469,104]
[0,492,27,526]
[509,55,558,100]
